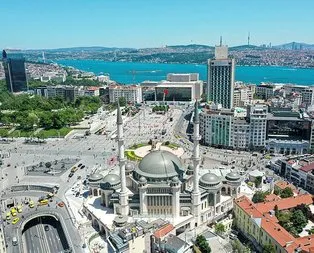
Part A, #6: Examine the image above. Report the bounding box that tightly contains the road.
[23,217,66,253]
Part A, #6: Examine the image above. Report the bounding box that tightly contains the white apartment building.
[200,105,267,150]
[233,87,254,107]
[301,87,314,107]
[248,104,267,149]
[109,85,142,103]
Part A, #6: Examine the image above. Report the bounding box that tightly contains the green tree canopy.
[280,187,294,198]
[263,244,276,253]
[252,191,268,203]
[214,223,226,235]
[195,235,211,253]
[254,176,263,188]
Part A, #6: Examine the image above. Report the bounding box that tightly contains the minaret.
[117,101,129,216]
[192,101,201,225]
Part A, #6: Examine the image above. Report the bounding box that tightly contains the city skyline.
[2,0,314,49]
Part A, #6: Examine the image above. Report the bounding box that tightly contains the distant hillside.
[230,45,260,50]
[25,46,134,52]
[274,42,314,50]
[166,44,214,50]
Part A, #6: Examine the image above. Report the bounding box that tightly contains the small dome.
[125,163,135,172]
[226,171,240,181]
[200,173,220,185]
[89,173,103,182]
[187,164,194,171]
[172,176,180,183]
[103,174,120,185]
[139,176,147,183]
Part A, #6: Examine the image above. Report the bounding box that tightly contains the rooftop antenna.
[248,32,250,46]
[220,36,223,46]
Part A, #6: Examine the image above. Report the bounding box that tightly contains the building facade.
[200,105,263,151]
[2,50,27,93]
[109,85,142,104]
[207,45,235,109]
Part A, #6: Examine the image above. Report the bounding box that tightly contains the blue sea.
[56,60,314,85]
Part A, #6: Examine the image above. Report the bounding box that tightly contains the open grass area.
[128,143,148,149]
[125,150,142,161]
[0,128,10,137]
[162,142,180,149]
[36,127,72,138]
[8,129,35,138]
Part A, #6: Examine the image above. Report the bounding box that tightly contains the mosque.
[85,102,242,233]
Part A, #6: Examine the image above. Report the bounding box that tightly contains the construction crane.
[129,70,155,83]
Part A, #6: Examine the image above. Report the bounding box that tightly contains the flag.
[163,89,169,95]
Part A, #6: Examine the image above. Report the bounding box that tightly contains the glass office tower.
[2,50,27,92]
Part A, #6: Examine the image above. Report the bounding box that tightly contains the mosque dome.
[172,176,180,183]
[125,163,135,172]
[100,174,120,190]
[226,171,241,181]
[103,174,120,185]
[135,150,184,180]
[139,176,147,183]
[199,173,221,189]
[89,173,103,182]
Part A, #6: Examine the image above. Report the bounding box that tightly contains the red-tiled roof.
[275,181,297,191]
[235,193,314,253]
[153,224,174,239]
[300,163,314,172]
[261,219,295,247]
[255,194,313,214]
[264,193,281,202]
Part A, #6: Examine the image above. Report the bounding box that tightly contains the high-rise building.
[207,44,235,109]
[2,49,27,92]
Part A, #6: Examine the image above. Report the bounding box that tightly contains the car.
[39,199,48,205]
[17,206,22,213]
[58,202,65,207]
[47,193,54,198]
[81,165,85,169]
[88,147,91,150]
[44,225,49,231]
[29,200,35,208]
[77,176,82,180]
[75,192,80,197]
[68,172,74,178]
[78,163,82,167]
[12,217,20,225]
[6,212,11,221]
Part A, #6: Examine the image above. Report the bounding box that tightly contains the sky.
[2,0,314,49]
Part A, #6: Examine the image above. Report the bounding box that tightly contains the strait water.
[56,60,314,85]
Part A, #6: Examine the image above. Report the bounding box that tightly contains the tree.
[291,210,308,233]
[195,235,211,253]
[231,239,251,253]
[252,191,267,203]
[214,223,226,235]
[45,162,52,169]
[280,187,293,198]
[274,205,279,217]
[295,204,311,219]
[254,176,262,188]
[263,244,276,253]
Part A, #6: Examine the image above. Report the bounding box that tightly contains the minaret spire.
[192,100,201,225]
[117,100,129,216]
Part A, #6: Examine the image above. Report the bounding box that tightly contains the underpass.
[22,216,69,253]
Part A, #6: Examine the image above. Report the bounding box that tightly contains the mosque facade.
[87,102,242,230]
